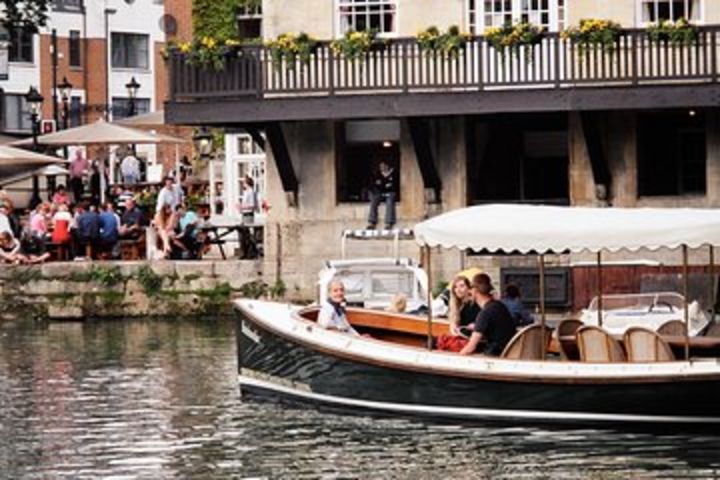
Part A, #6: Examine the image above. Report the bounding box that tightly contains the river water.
[1,317,720,479]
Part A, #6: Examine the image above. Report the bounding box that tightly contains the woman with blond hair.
[447,275,481,337]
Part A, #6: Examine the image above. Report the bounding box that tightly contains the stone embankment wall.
[0,260,274,320]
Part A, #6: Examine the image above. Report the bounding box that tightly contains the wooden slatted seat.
[656,319,686,336]
[501,324,553,360]
[577,325,626,363]
[556,318,583,361]
[705,323,720,338]
[624,327,675,362]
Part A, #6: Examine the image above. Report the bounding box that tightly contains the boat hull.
[237,313,720,425]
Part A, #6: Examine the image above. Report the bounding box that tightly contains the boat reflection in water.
[236,205,720,426]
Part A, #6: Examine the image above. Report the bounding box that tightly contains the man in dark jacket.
[367,160,398,230]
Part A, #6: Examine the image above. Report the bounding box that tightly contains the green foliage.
[561,19,622,52]
[433,280,448,298]
[137,266,163,297]
[239,280,268,299]
[192,0,240,41]
[267,32,318,69]
[197,282,233,302]
[0,0,49,31]
[269,279,287,299]
[485,22,544,60]
[417,25,469,57]
[89,266,125,287]
[647,18,698,45]
[330,30,382,61]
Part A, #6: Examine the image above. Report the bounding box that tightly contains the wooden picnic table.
[200,222,263,260]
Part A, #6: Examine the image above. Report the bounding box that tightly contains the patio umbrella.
[0,144,66,180]
[10,118,185,147]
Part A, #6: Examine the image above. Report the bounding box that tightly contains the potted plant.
[484,22,544,61]
[561,18,623,53]
[330,30,382,61]
[647,18,698,45]
[266,32,318,70]
[417,25,469,57]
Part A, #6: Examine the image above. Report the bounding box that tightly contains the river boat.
[236,205,720,425]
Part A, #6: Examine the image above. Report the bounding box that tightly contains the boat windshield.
[587,292,684,313]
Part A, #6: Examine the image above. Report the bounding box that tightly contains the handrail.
[169,25,720,102]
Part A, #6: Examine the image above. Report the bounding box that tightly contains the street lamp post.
[25,86,44,151]
[125,76,140,118]
[58,76,73,130]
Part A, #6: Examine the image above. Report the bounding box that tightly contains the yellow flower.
[179,42,191,53]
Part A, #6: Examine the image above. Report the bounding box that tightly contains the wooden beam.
[265,123,298,202]
[580,111,612,192]
[244,125,266,151]
[166,84,720,125]
[407,118,441,202]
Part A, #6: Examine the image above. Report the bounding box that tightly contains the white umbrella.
[0,144,66,180]
[11,118,186,147]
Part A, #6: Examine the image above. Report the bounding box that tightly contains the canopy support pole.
[710,245,716,326]
[683,244,690,361]
[425,245,433,351]
[538,254,547,361]
[596,251,603,328]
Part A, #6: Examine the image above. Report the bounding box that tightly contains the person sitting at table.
[30,202,52,241]
[153,204,186,259]
[52,185,71,207]
[119,198,144,240]
[0,231,22,264]
[51,204,73,249]
[175,203,203,259]
[73,202,100,258]
[459,275,516,356]
[98,202,120,258]
[156,176,183,213]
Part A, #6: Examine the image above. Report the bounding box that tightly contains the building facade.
[0,0,192,172]
[166,0,720,298]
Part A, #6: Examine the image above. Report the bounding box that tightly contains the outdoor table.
[200,222,263,260]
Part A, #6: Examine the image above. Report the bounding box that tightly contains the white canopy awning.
[10,118,186,147]
[414,204,720,253]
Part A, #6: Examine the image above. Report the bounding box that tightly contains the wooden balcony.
[166,26,720,125]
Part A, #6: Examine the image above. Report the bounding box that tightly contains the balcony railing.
[168,26,720,102]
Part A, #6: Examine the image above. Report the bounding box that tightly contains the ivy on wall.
[0,0,49,31]
[192,0,261,40]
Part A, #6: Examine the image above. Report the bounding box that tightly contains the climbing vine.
[0,0,49,31]
[192,0,260,41]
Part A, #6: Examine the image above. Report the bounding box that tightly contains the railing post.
[554,34,561,88]
[169,55,177,101]
[328,46,336,96]
[712,29,718,83]
[255,46,264,99]
[402,41,409,93]
[631,31,639,85]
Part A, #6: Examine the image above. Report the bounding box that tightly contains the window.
[8,27,34,63]
[53,0,83,12]
[337,0,397,36]
[468,114,569,204]
[111,33,149,69]
[69,96,83,127]
[2,94,33,132]
[111,97,150,120]
[336,120,401,202]
[637,110,706,197]
[69,30,81,67]
[470,0,565,34]
[237,3,262,39]
[640,0,701,23]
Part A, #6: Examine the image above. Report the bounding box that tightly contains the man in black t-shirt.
[459,275,516,356]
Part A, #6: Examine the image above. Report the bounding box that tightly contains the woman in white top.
[317,280,359,336]
[240,176,257,225]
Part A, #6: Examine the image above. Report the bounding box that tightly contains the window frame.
[2,94,33,133]
[110,96,151,120]
[8,27,34,64]
[637,0,704,26]
[469,0,566,35]
[237,3,263,39]
[110,32,150,70]
[69,30,81,67]
[336,0,398,38]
